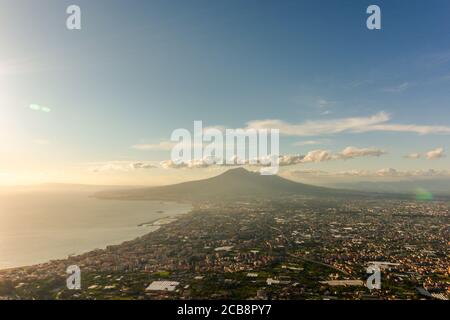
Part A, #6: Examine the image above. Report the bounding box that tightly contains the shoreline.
[0,200,193,272]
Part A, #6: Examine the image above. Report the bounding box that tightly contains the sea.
[0,191,191,270]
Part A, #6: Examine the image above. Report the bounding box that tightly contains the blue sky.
[1,0,450,185]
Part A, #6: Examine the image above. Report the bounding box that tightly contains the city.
[1,196,448,300]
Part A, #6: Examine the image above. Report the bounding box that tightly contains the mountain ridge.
[333,179,450,197]
[95,167,365,201]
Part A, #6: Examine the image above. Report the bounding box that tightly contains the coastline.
[0,196,192,272]
[0,211,192,273]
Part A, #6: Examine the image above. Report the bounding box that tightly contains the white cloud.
[424,50,450,66]
[278,155,305,166]
[317,98,335,109]
[131,141,175,151]
[160,146,385,170]
[376,168,402,177]
[90,161,156,172]
[203,125,228,132]
[336,169,373,177]
[245,112,390,136]
[348,79,373,88]
[287,169,330,176]
[383,82,410,93]
[426,147,445,160]
[302,150,333,163]
[245,112,450,136]
[290,168,450,178]
[160,160,188,169]
[362,123,450,135]
[337,146,386,160]
[405,153,421,159]
[160,158,217,169]
[294,147,386,163]
[130,162,157,169]
[293,140,323,146]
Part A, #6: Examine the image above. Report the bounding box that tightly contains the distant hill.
[333,179,450,197]
[95,167,365,201]
[0,183,127,194]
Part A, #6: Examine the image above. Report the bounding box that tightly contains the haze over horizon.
[1,0,450,187]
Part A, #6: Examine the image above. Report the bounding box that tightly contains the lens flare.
[415,187,433,201]
[29,104,51,112]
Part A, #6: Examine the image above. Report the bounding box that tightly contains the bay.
[0,191,191,269]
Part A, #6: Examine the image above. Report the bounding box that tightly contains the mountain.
[333,179,450,197]
[95,167,363,201]
[0,183,126,194]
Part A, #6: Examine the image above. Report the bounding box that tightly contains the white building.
[146,281,180,292]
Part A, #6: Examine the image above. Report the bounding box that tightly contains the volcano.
[95,167,363,201]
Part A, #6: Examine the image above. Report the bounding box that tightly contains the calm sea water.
[0,191,191,269]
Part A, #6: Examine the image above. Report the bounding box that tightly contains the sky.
[0,0,450,186]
